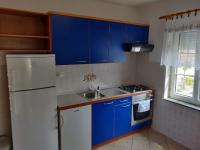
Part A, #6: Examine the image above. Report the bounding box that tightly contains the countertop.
[57,88,153,110]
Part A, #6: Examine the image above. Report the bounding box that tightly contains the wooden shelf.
[0,34,50,39]
[0,7,51,54]
[0,49,51,54]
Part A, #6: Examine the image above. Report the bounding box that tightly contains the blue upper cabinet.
[109,22,126,62]
[125,25,149,44]
[89,20,110,63]
[51,14,149,65]
[51,15,89,65]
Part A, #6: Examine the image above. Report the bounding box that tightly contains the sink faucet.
[95,86,100,98]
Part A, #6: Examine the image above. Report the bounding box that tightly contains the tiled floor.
[95,128,188,150]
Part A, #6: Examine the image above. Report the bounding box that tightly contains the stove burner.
[119,85,149,93]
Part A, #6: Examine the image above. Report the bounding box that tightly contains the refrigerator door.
[6,55,56,92]
[10,87,58,150]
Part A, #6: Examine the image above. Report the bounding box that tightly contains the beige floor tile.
[150,141,168,150]
[114,136,132,149]
[95,128,187,150]
[114,145,132,150]
[95,143,115,150]
[132,131,149,150]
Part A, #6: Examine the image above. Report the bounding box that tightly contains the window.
[169,31,200,106]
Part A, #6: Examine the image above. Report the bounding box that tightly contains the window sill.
[163,97,200,111]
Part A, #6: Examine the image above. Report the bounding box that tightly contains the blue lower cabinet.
[92,97,133,145]
[132,120,152,131]
[114,102,132,137]
[92,100,115,145]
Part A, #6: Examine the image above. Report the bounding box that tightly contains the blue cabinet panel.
[92,100,114,145]
[51,15,89,65]
[114,97,131,105]
[109,22,126,62]
[132,120,152,131]
[126,25,149,44]
[89,20,110,63]
[51,14,149,65]
[114,97,132,137]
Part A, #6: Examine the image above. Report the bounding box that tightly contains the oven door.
[131,99,152,126]
[133,103,150,121]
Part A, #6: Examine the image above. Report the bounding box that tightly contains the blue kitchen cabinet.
[51,14,149,65]
[114,101,132,137]
[126,25,149,44]
[92,97,132,145]
[92,100,115,145]
[109,22,126,62]
[51,15,90,65]
[89,20,110,63]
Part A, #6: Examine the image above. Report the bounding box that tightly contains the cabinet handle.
[60,114,64,128]
[74,109,80,112]
[104,102,114,105]
[120,99,129,103]
[76,61,87,63]
[122,104,131,108]
[99,60,108,62]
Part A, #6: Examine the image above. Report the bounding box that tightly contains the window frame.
[169,67,200,106]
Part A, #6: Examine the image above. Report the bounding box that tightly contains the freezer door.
[10,87,58,150]
[6,55,56,92]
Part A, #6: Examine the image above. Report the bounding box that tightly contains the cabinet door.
[92,100,114,145]
[114,102,132,137]
[89,20,110,63]
[109,22,126,62]
[60,105,92,150]
[51,15,89,65]
[126,25,149,44]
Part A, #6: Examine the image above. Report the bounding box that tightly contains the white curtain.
[161,13,200,70]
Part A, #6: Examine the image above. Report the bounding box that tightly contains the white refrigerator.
[6,54,58,150]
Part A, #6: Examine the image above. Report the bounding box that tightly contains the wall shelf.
[0,7,51,54]
[0,34,50,39]
[0,50,51,54]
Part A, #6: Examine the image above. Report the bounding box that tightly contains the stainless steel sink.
[79,91,105,100]
[100,88,127,97]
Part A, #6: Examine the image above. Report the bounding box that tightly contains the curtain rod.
[159,8,200,20]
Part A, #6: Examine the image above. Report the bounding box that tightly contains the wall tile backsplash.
[56,54,136,95]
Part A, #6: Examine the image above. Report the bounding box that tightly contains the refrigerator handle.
[9,69,16,90]
[60,114,64,128]
[55,114,58,129]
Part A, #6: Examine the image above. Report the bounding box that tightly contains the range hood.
[124,43,154,53]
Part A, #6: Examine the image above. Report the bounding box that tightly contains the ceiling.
[102,0,161,6]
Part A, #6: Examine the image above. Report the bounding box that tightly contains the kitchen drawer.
[114,97,131,105]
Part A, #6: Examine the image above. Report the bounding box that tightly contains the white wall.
[136,0,200,149]
[0,0,140,136]
[56,54,136,94]
[0,0,140,22]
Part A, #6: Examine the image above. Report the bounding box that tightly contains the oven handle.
[133,99,152,104]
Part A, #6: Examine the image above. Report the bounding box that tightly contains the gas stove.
[119,85,149,93]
